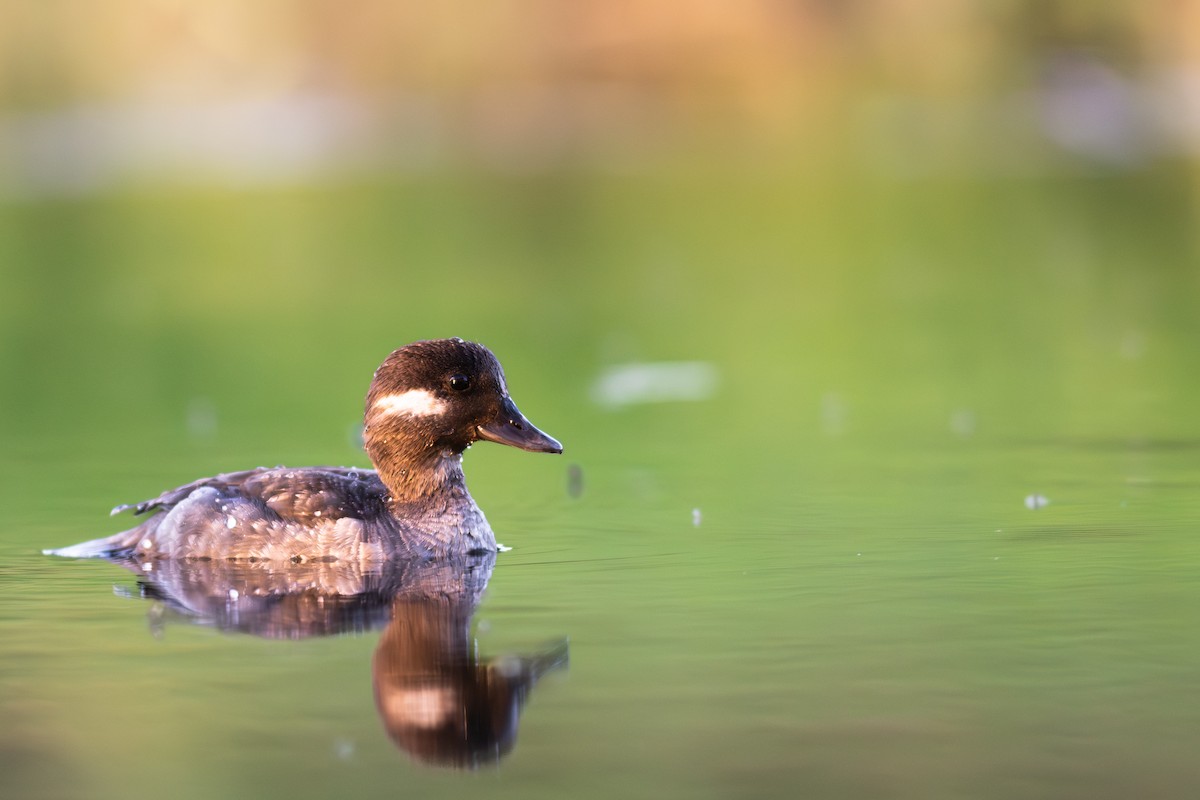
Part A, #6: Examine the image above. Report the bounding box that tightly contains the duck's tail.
[43,526,146,559]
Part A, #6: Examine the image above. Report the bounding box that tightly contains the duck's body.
[56,464,488,562]
[46,339,562,562]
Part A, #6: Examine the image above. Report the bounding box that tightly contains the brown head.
[363,339,562,499]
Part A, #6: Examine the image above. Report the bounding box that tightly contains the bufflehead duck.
[45,338,562,561]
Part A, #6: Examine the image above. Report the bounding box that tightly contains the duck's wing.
[110,468,260,517]
[111,466,388,523]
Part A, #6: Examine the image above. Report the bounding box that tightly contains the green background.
[3,3,1200,798]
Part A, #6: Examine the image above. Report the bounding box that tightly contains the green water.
[2,167,1199,799]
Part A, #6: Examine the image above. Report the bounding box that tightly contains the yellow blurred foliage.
[1,1,1198,177]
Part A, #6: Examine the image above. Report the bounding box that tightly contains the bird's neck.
[370,443,467,505]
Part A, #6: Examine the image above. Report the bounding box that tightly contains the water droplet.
[1119,330,1146,360]
[333,738,355,761]
[692,508,702,527]
[186,397,218,439]
[949,409,976,438]
[226,515,237,529]
[821,392,847,436]
[1024,494,1049,510]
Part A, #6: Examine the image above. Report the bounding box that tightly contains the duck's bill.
[477,396,563,454]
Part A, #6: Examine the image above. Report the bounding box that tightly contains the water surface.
[2,170,1199,799]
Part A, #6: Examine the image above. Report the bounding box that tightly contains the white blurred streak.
[4,58,1200,199]
[591,361,717,409]
[0,93,395,198]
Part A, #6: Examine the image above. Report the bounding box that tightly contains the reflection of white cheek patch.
[386,687,456,728]
[373,390,446,418]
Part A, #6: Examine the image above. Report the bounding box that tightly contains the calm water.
[2,169,1200,799]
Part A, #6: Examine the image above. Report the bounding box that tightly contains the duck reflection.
[115,552,567,768]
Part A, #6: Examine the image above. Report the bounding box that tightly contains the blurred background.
[2,0,1199,459]
[4,4,1200,798]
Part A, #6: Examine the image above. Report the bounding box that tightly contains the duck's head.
[363,339,562,487]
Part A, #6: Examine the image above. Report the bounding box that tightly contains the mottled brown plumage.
[46,339,562,562]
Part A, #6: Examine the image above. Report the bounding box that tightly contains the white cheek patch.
[372,390,446,418]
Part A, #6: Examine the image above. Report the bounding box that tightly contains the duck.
[44,338,562,562]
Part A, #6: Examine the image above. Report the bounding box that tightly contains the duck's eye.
[449,374,471,392]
